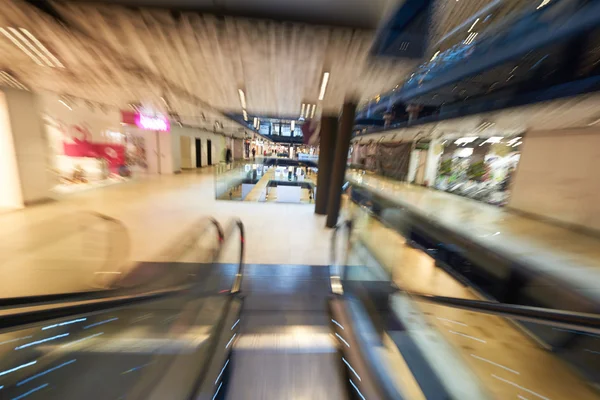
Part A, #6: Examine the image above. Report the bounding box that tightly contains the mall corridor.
[1,0,600,399]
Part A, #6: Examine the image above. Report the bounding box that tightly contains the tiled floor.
[0,169,332,298]
[347,170,600,303]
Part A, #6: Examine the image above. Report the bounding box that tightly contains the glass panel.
[340,198,600,399]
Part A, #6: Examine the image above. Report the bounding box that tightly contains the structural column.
[326,102,356,228]
[315,115,337,214]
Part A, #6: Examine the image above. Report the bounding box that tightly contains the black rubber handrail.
[0,217,224,309]
[221,219,245,294]
[405,291,600,335]
[334,207,600,335]
[0,217,248,332]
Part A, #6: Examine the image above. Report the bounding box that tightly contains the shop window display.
[45,116,138,193]
[434,139,520,206]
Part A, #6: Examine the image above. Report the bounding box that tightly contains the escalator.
[0,217,398,400]
[1,214,598,399]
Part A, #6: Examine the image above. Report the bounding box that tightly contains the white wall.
[3,89,51,205]
[509,128,600,232]
[170,126,228,172]
[0,91,24,209]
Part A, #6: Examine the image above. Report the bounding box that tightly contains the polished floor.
[347,170,600,303]
[0,169,332,298]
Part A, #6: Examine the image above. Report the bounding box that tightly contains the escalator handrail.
[403,290,600,335]
[329,220,353,295]
[0,217,224,309]
[222,219,245,294]
[336,207,600,335]
[0,217,245,331]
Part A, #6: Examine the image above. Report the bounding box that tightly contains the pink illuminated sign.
[135,113,170,132]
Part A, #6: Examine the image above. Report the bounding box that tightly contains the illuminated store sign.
[136,113,170,132]
[121,110,170,132]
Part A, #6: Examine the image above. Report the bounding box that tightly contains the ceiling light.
[430,51,440,62]
[512,141,522,147]
[0,71,28,90]
[20,28,64,68]
[310,104,316,118]
[242,110,248,121]
[301,103,306,118]
[454,136,478,145]
[465,32,478,45]
[256,120,260,130]
[0,27,43,66]
[291,120,295,131]
[468,18,480,33]
[8,28,54,67]
[59,99,72,111]
[318,72,330,101]
[253,117,258,128]
[238,89,246,109]
[537,0,551,9]
[481,136,503,145]
[506,137,522,146]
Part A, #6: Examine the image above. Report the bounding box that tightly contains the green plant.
[467,161,486,181]
[439,159,452,176]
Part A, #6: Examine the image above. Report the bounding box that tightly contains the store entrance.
[195,138,202,168]
[207,139,212,165]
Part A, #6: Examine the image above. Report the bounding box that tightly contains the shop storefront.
[42,94,171,194]
[434,135,522,206]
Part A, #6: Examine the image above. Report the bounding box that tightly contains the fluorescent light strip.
[492,374,550,400]
[212,382,223,400]
[331,319,345,330]
[215,359,230,384]
[242,110,248,121]
[42,318,87,330]
[318,72,330,100]
[17,359,76,386]
[468,18,480,33]
[290,120,295,131]
[20,28,64,68]
[231,319,240,330]
[349,379,366,400]
[310,104,316,118]
[83,317,119,329]
[301,103,306,117]
[342,357,361,381]
[12,383,48,400]
[59,100,72,111]
[335,333,350,347]
[253,117,258,128]
[238,89,246,109]
[430,50,440,61]
[465,32,478,45]
[8,28,54,67]
[0,72,28,90]
[225,333,237,349]
[0,361,37,377]
[0,28,43,66]
[15,333,69,350]
[470,354,519,375]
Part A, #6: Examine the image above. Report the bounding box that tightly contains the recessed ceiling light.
[0,71,28,90]
[318,72,330,101]
[301,103,306,118]
[59,99,72,111]
[238,89,247,109]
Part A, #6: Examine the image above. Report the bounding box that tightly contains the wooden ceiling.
[0,0,500,131]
